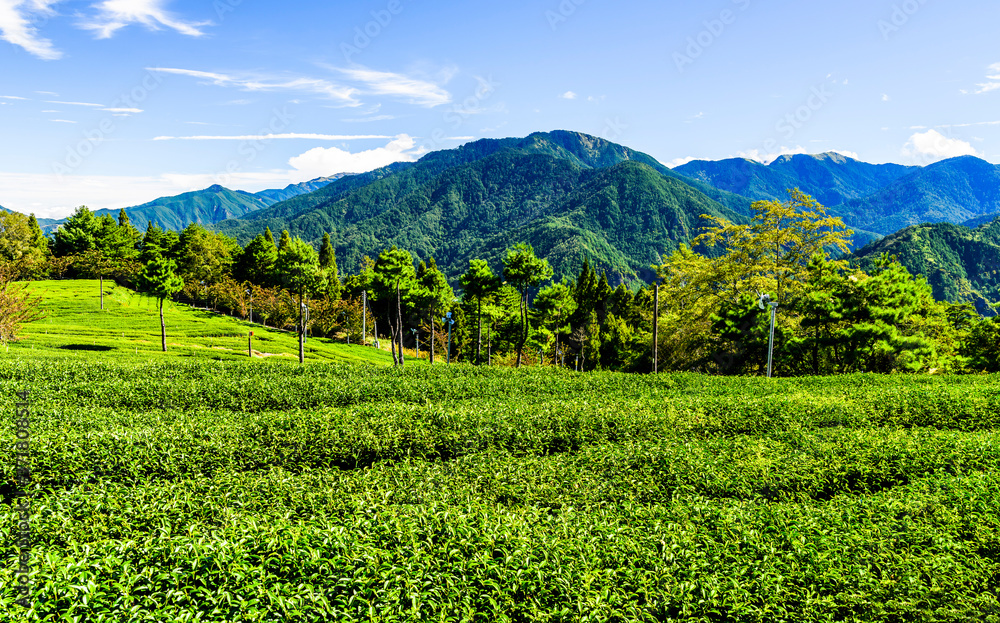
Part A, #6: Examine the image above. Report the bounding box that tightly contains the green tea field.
[2,357,1000,621]
[6,279,398,366]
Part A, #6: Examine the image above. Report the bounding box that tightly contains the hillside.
[851,216,1000,315]
[836,156,1000,235]
[14,177,341,236]
[213,131,746,285]
[9,279,397,364]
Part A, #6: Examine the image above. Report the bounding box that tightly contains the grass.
[6,279,403,366]
[2,281,999,621]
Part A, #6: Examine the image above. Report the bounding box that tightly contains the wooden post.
[248,331,253,357]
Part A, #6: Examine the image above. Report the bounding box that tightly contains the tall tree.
[52,206,101,257]
[274,236,327,364]
[318,232,342,300]
[0,263,45,346]
[0,211,48,278]
[534,278,578,366]
[140,253,184,352]
[233,233,278,287]
[503,243,553,367]
[459,259,499,364]
[416,257,453,364]
[372,246,418,366]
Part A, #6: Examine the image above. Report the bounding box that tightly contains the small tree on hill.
[140,253,184,352]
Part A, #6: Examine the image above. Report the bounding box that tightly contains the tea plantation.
[2,359,1000,622]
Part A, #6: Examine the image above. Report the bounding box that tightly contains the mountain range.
[212,131,749,284]
[5,130,1000,313]
[10,175,344,235]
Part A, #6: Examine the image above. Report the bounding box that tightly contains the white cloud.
[972,62,1000,94]
[667,156,699,168]
[34,90,57,95]
[79,0,210,39]
[341,114,396,123]
[44,99,102,107]
[148,67,361,107]
[0,0,62,59]
[152,133,391,141]
[901,129,981,162]
[881,93,890,102]
[288,134,419,178]
[0,94,28,100]
[50,118,75,123]
[334,67,452,107]
[735,145,809,164]
[560,91,577,100]
[102,106,142,115]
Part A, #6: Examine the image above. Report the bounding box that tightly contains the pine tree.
[318,232,341,299]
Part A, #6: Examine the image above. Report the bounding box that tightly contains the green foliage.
[851,219,1000,316]
[5,363,1000,620]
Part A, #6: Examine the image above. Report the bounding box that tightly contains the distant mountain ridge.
[836,156,1000,235]
[674,152,917,208]
[213,130,748,284]
[851,216,1000,316]
[9,176,341,235]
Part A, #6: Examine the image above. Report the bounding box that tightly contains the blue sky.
[1,0,998,218]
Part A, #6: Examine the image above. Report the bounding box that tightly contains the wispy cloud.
[971,62,1000,94]
[936,120,1000,128]
[50,119,76,123]
[560,91,577,100]
[334,67,452,107]
[78,0,210,39]
[148,67,362,107]
[0,0,62,60]
[881,93,890,102]
[44,99,102,107]
[341,114,396,123]
[152,133,391,141]
[0,94,28,100]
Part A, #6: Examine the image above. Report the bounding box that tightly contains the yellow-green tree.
[653,189,854,371]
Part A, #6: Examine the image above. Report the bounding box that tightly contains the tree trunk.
[515,291,525,367]
[476,297,482,365]
[396,282,404,367]
[298,291,304,365]
[429,314,436,364]
[159,297,166,352]
[653,283,659,373]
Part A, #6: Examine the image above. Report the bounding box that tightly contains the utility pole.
[442,312,455,364]
[411,327,419,360]
[362,290,367,346]
[758,294,779,378]
[246,289,253,324]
